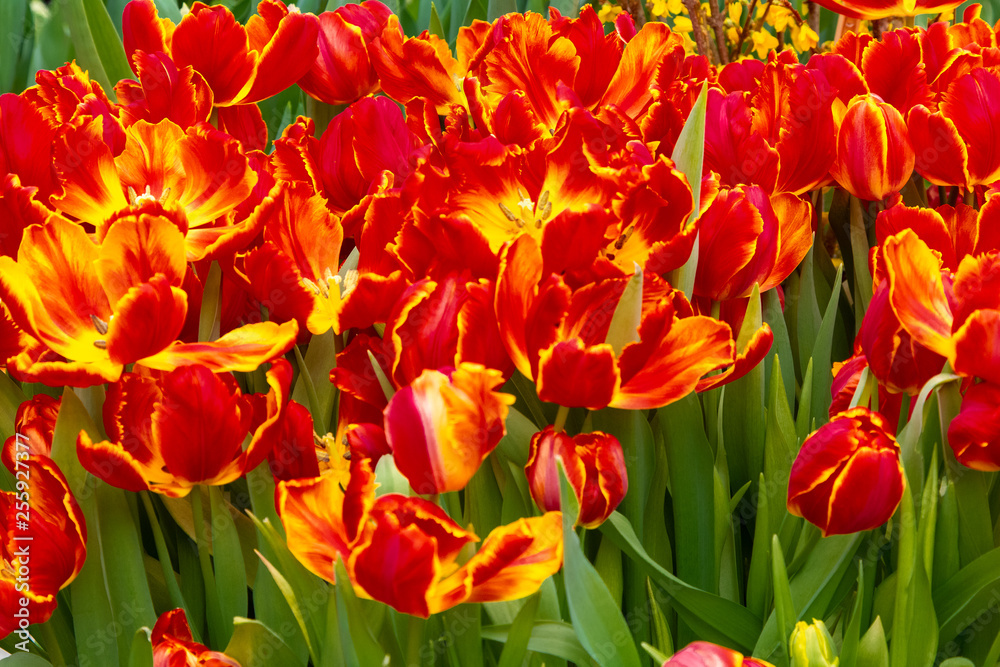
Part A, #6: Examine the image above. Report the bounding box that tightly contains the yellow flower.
[680,30,697,54]
[673,15,694,31]
[727,1,742,23]
[651,0,670,17]
[668,0,685,13]
[751,28,779,58]
[598,2,624,22]
[727,25,741,44]
[790,22,819,52]
[766,5,797,31]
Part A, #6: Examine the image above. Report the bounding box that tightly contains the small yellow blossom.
[673,15,694,31]
[767,5,797,31]
[727,25,741,43]
[727,1,742,23]
[790,22,819,52]
[680,29,697,54]
[751,28,779,58]
[598,2,624,22]
[651,0,670,16]
[670,0,686,12]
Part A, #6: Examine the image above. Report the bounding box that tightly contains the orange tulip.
[123,0,319,107]
[948,382,1000,471]
[383,363,514,494]
[1,457,87,639]
[831,94,914,201]
[805,0,960,19]
[788,408,905,536]
[0,214,297,384]
[1,394,58,472]
[299,2,399,106]
[525,427,627,528]
[77,361,292,496]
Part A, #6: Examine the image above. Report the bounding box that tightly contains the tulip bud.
[787,407,905,536]
[790,620,839,667]
[831,94,915,201]
[525,427,627,529]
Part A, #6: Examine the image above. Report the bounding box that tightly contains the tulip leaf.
[558,462,642,667]
[795,359,815,442]
[487,0,517,20]
[210,486,249,646]
[660,395,717,594]
[646,578,674,656]
[428,2,447,39]
[256,552,321,666]
[771,535,795,661]
[795,246,822,385]
[0,655,54,666]
[605,263,643,357]
[668,82,708,298]
[746,474,771,620]
[291,329,339,434]
[763,355,797,538]
[225,618,304,667]
[548,0,580,17]
[938,660,975,667]
[857,617,889,667]
[934,546,1000,647]
[808,263,844,431]
[839,561,866,667]
[0,369,26,442]
[334,559,387,667]
[753,533,863,659]
[497,592,540,667]
[600,513,762,652]
[722,284,767,490]
[933,475,960,586]
[762,290,795,411]
[199,261,223,343]
[127,628,153,667]
[96,482,157,658]
[482,621,594,665]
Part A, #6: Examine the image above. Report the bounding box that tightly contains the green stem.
[191,487,224,647]
[553,405,570,433]
[405,615,425,667]
[34,614,65,665]
[141,492,196,638]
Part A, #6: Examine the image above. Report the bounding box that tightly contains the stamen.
[93,340,108,350]
[498,202,518,222]
[90,314,109,335]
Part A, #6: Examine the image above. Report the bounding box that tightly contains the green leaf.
[795,246,823,387]
[772,535,795,661]
[605,263,644,356]
[487,0,517,19]
[96,482,157,658]
[334,559,386,667]
[753,533,863,659]
[81,0,132,88]
[857,618,889,667]
[762,289,795,409]
[934,546,1000,647]
[722,284,766,489]
[256,553,321,665]
[659,395,717,594]
[763,355,797,539]
[547,0,580,17]
[198,261,223,342]
[647,578,674,657]
[0,655,54,666]
[128,628,153,667]
[668,82,708,298]
[290,329,339,434]
[559,463,642,667]
[497,593,540,667]
[746,474,771,620]
[226,618,306,667]
[600,513,762,652]
[1,0,31,94]
[210,486,249,646]
[808,264,844,431]
[795,359,815,442]
[839,562,866,667]
[448,0,472,41]
[482,621,594,665]
[428,2,446,38]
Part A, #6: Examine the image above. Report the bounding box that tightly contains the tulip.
[804,0,961,19]
[0,457,87,639]
[151,609,240,666]
[77,361,292,496]
[787,407,905,536]
[298,2,398,106]
[910,67,1000,189]
[1,394,59,472]
[693,185,813,301]
[662,641,775,666]
[525,427,627,528]
[790,619,839,667]
[947,382,1000,471]
[831,94,914,201]
[383,363,514,494]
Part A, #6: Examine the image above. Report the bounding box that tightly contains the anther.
[91,314,109,335]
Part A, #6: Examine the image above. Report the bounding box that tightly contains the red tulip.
[525,427,627,528]
[662,641,775,666]
[788,408,905,536]
[831,94,914,201]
